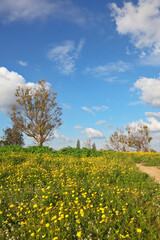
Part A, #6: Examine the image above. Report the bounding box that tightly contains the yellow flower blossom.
[77,231,82,238]
[45,223,50,228]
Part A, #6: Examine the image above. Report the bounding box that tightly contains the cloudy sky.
[0,0,160,150]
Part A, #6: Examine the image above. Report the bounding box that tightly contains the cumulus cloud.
[18,61,28,66]
[110,0,160,50]
[146,117,160,132]
[129,118,160,132]
[54,130,70,142]
[140,53,160,66]
[81,128,105,139]
[95,120,107,125]
[132,76,160,107]
[145,112,160,119]
[0,67,25,111]
[110,0,160,63]
[0,67,51,112]
[48,39,85,74]
[74,125,83,130]
[151,132,160,151]
[86,61,130,78]
[0,0,90,25]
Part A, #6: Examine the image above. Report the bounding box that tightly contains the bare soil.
[136,163,160,184]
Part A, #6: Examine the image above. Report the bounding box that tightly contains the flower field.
[128,152,160,167]
[0,150,160,239]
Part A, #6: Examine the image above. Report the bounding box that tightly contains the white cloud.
[63,103,71,109]
[145,112,160,119]
[151,132,160,151]
[74,125,83,130]
[0,0,90,25]
[81,128,105,139]
[146,117,160,132]
[48,39,85,74]
[18,61,28,66]
[105,76,117,83]
[0,67,51,112]
[95,120,107,125]
[140,52,160,66]
[129,118,160,132]
[127,100,144,106]
[129,119,160,151]
[110,0,160,59]
[132,76,160,107]
[86,61,130,78]
[54,130,70,142]
[92,105,109,111]
[81,106,94,114]
[81,105,109,115]
[0,67,25,111]
[127,120,144,131]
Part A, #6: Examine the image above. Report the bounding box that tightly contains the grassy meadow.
[0,147,160,239]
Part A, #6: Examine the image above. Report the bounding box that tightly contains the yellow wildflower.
[77,231,82,238]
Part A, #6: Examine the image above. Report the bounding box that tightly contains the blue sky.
[0,0,160,150]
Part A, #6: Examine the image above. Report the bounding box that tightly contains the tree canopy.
[106,124,152,152]
[2,126,24,146]
[9,80,62,146]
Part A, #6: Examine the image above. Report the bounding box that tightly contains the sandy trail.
[136,163,160,184]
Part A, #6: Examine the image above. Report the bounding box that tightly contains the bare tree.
[9,80,62,146]
[106,124,152,152]
[126,124,152,152]
[83,138,91,149]
[109,128,128,152]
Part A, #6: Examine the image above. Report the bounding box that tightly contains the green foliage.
[2,127,24,146]
[24,146,55,154]
[92,143,96,150]
[58,146,103,157]
[0,145,24,153]
[128,152,160,166]
[0,140,8,146]
[76,139,80,149]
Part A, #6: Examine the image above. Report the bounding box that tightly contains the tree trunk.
[38,135,43,146]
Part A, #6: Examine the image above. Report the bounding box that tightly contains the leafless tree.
[83,138,91,149]
[126,124,152,152]
[106,124,152,152]
[108,128,128,151]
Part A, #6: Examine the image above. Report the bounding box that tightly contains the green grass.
[0,150,160,239]
[127,152,160,167]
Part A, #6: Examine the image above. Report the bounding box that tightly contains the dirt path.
[136,163,160,184]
